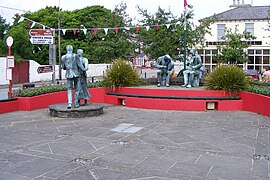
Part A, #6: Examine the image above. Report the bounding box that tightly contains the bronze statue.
[182,49,203,88]
[61,45,84,109]
[155,54,174,87]
[77,49,91,105]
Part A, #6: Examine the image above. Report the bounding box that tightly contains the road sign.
[29,29,54,37]
[6,56,15,68]
[6,36,13,47]
[6,68,12,80]
[30,36,54,44]
[37,65,53,74]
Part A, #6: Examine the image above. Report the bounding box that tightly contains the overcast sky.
[0,0,268,26]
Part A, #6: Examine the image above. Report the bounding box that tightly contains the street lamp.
[58,0,62,80]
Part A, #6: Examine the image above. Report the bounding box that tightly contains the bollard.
[145,72,147,78]
[92,76,95,83]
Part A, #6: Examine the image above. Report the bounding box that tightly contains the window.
[263,50,270,55]
[217,24,225,41]
[256,50,262,54]
[245,23,254,35]
[248,49,254,55]
[205,56,211,64]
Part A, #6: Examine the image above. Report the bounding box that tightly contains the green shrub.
[205,65,250,96]
[17,83,100,97]
[101,58,142,90]
[247,85,270,97]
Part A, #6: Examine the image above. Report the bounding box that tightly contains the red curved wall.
[239,92,270,117]
[0,88,269,118]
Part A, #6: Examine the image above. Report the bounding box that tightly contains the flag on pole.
[184,0,188,7]
[184,0,193,9]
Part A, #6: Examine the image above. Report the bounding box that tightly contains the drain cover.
[111,123,142,133]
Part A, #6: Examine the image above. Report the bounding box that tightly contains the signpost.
[29,29,54,45]
[6,36,13,98]
[37,65,53,74]
[29,29,56,84]
[29,29,54,36]
[30,36,54,44]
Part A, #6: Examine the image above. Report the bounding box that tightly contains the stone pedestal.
[49,103,104,118]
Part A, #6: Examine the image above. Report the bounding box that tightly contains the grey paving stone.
[0,171,29,180]
[0,107,269,179]
[207,165,251,180]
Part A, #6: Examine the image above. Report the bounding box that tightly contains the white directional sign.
[29,29,54,45]
[30,36,54,44]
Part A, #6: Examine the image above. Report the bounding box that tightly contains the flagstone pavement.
[0,104,269,179]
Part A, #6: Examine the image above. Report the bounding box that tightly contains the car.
[244,69,259,81]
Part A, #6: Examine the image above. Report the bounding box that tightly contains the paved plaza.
[0,104,269,179]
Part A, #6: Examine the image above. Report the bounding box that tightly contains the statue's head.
[189,49,196,55]
[164,54,171,61]
[66,45,73,52]
[77,49,83,56]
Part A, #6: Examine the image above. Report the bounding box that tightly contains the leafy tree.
[3,5,135,64]
[216,26,255,64]
[136,6,213,60]
[0,16,10,56]
[0,26,33,62]
[0,15,9,40]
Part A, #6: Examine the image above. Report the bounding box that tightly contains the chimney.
[230,0,251,8]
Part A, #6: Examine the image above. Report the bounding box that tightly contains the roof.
[205,6,270,21]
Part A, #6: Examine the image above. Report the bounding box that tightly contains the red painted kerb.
[0,87,269,117]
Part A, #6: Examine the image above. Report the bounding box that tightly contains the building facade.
[201,1,270,73]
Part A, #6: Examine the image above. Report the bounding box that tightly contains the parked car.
[244,69,259,81]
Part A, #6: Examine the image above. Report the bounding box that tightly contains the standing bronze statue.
[77,49,91,105]
[182,49,203,88]
[155,54,174,87]
[61,45,84,109]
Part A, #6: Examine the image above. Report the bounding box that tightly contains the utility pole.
[58,0,62,80]
[183,1,187,70]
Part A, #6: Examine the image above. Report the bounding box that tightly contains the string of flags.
[16,15,198,36]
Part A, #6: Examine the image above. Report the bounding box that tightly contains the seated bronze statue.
[155,54,174,87]
[182,49,202,88]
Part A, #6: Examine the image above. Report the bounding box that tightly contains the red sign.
[29,29,54,37]
[37,66,53,74]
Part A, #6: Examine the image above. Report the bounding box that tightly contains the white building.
[201,0,270,72]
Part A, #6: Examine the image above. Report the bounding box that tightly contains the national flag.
[184,0,188,7]
[184,0,193,9]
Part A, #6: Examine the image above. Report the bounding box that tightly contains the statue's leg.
[166,70,173,87]
[157,70,162,87]
[182,70,189,87]
[187,72,195,88]
[67,79,73,108]
[74,77,81,108]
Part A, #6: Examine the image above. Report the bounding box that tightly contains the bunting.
[92,28,98,36]
[104,28,109,35]
[16,15,187,37]
[73,29,77,36]
[62,29,66,35]
[114,27,119,34]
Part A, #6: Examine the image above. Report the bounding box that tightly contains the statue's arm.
[76,55,85,71]
[82,58,89,71]
[61,55,66,70]
[192,56,202,70]
[155,58,166,69]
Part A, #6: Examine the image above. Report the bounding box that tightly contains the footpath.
[0,103,269,179]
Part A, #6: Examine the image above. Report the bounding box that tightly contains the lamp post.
[183,15,187,70]
[58,0,62,80]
